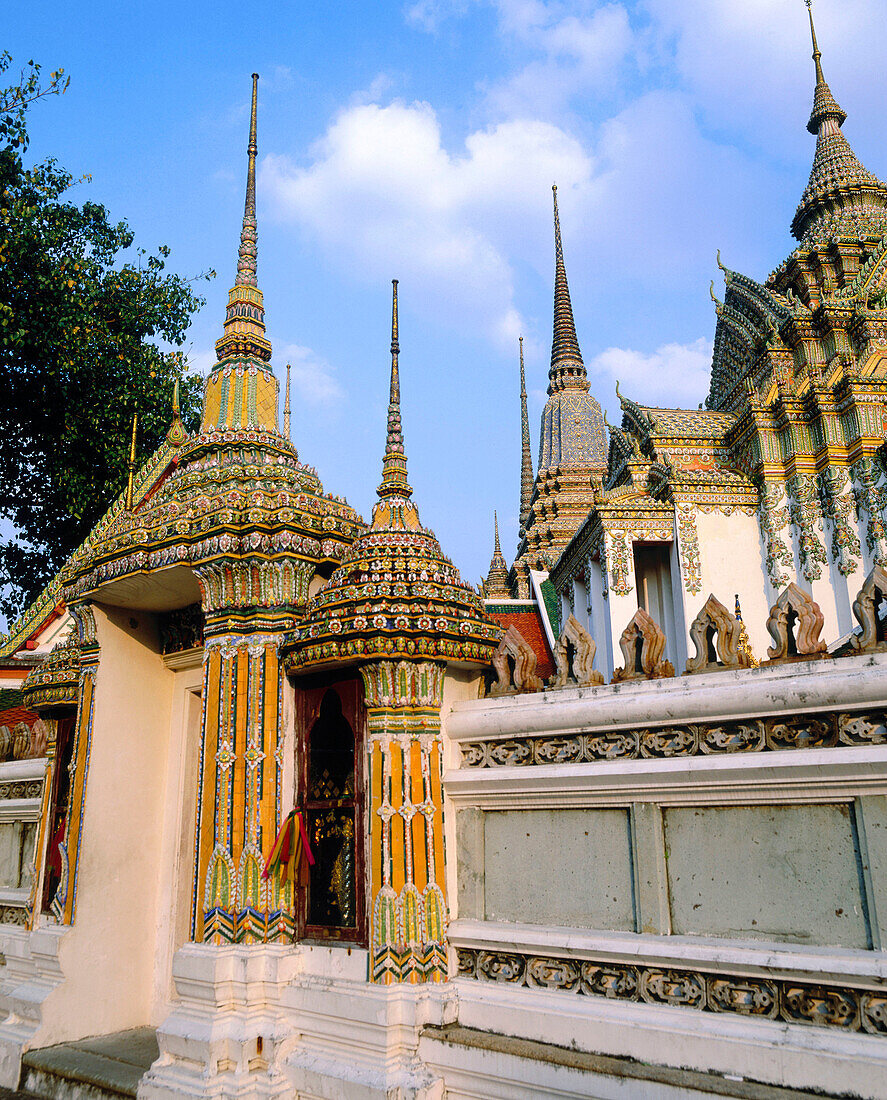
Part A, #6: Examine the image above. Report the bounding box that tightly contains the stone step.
[19,1028,158,1100]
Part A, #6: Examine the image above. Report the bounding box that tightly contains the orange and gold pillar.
[361,660,448,983]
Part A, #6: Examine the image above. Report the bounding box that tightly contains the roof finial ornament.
[126,411,138,510]
[212,73,272,367]
[805,0,825,86]
[518,335,534,542]
[549,183,588,396]
[484,510,511,598]
[166,373,188,447]
[374,280,420,529]
[284,362,291,440]
[237,73,260,288]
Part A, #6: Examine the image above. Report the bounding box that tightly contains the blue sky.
[6,0,887,591]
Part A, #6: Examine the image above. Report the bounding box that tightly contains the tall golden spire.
[125,411,138,510]
[213,73,272,364]
[203,74,280,434]
[373,280,420,529]
[283,362,291,439]
[549,185,589,396]
[518,336,533,541]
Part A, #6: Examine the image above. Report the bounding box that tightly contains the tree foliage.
[0,54,212,623]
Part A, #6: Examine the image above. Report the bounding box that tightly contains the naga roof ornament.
[791,1,887,247]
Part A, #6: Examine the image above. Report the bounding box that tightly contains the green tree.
[0,54,211,623]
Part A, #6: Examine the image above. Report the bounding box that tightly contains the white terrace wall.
[442,653,887,1097]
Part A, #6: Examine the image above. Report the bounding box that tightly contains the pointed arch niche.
[294,674,367,944]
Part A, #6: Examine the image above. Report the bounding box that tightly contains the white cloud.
[405,0,474,32]
[261,102,591,350]
[589,337,712,412]
[642,0,887,152]
[485,2,635,118]
[274,342,344,407]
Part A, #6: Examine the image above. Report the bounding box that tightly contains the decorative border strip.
[455,948,887,1036]
[459,710,886,768]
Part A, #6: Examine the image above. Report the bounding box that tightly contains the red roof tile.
[488,608,555,681]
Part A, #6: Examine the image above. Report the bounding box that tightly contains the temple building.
[0,9,884,1098]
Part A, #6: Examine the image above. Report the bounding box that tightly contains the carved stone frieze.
[851,564,887,652]
[490,625,543,696]
[548,614,604,688]
[0,906,28,926]
[685,593,751,674]
[456,948,886,1035]
[612,608,674,682]
[765,582,827,661]
[458,709,887,767]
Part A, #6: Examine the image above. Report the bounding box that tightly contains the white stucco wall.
[691,508,774,661]
[37,604,177,1042]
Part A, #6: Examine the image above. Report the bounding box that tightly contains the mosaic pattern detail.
[51,603,99,926]
[675,505,702,594]
[194,635,287,944]
[360,661,449,983]
[787,474,828,583]
[455,949,887,1035]
[458,708,887,767]
[758,483,794,588]
[21,628,81,710]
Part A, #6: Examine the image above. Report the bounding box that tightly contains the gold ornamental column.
[193,630,288,944]
[360,660,448,984]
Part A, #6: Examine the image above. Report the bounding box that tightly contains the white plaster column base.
[142,943,454,1100]
[138,944,299,1100]
[281,949,453,1100]
[0,923,69,1088]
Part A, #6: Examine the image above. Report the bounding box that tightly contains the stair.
[19,1029,158,1100]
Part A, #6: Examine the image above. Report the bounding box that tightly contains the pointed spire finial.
[374,280,420,529]
[549,183,588,396]
[485,510,511,598]
[805,0,825,85]
[166,373,188,447]
[284,362,292,439]
[802,0,846,134]
[518,335,534,543]
[126,411,138,510]
[237,73,260,288]
[212,73,272,369]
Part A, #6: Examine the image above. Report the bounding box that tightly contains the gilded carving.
[612,608,674,682]
[548,614,604,688]
[765,582,827,660]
